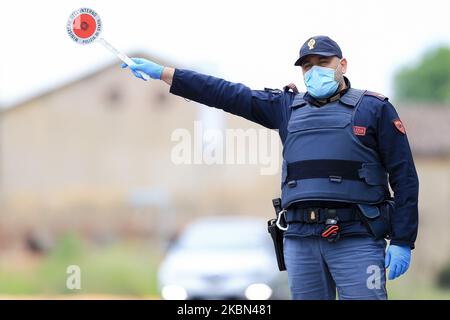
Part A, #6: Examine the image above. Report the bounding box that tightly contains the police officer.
[121,35,419,300]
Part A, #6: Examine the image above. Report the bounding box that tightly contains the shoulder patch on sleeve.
[393,118,406,134]
[365,91,388,101]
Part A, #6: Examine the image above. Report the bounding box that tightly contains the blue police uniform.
[169,71,419,246]
[167,37,419,300]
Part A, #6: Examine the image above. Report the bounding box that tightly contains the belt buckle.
[306,207,319,223]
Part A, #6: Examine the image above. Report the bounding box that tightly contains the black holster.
[356,199,394,240]
[267,198,286,271]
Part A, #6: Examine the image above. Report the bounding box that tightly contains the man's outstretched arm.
[121,58,291,130]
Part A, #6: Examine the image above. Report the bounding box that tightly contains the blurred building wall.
[0,58,280,247]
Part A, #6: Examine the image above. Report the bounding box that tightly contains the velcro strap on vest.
[286,159,363,182]
[285,206,360,224]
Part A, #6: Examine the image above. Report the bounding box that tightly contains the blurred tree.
[394,46,450,104]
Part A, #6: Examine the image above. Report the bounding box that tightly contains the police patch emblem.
[393,119,406,134]
[353,126,366,136]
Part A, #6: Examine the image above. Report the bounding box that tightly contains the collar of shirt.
[304,77,351,107]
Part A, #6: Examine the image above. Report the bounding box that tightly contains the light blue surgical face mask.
[304,65,340,99]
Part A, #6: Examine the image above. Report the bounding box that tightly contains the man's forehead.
[302,54,337,65]
[302,55,334,63]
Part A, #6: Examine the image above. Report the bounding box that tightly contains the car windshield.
[176,221,267,251]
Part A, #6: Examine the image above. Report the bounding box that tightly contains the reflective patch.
[353,126,367,136]
[73,14,97,39]
[393,119,406,134]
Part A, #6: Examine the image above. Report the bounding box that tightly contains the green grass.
[0,234,162,297]
[388,280,450,300]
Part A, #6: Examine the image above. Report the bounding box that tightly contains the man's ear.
[340,58,347,74]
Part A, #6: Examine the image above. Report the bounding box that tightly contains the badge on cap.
[308,38,316,50]
[393,119,406,134]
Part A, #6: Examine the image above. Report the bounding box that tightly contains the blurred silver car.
[157,216,290,300]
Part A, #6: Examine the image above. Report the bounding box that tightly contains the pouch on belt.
[356,202,392,239]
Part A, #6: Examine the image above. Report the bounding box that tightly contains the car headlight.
[161,284,188,300]
[245,283,272,300]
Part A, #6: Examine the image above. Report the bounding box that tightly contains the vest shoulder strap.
[365,91,388,101]
[339,88,366,107]
[291,92,307,108]
[283,83,299,94]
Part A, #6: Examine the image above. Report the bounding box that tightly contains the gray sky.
[1,0,449,107]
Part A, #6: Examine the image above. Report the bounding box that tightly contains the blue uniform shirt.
[169,68,419,249]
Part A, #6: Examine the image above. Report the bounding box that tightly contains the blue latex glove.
[385,245,411,280]
[121,57,164,80]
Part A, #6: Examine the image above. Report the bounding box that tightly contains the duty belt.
[285,206,361,224]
